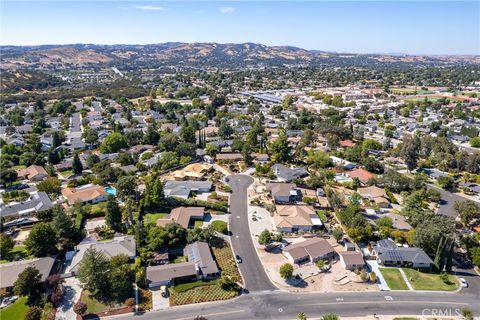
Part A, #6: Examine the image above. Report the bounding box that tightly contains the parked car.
[235,255,242,263]
[160,285,168,297]
[459,278,468,288]
[6,184,29,191]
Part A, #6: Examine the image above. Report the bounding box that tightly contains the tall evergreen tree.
[433,236,445,272]
[72,153,83,174]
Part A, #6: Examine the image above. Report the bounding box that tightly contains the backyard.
[0,245,29,263]
[402,268,458,291]
[143,213,169,226]
[379,268,409,290]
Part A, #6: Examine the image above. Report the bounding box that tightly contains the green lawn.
[194,220,204,228]
[60,170,74,178]
[402,268,458,291]
[316,210,327,222]
[0,297,29,320]
[379,268,409,290]
[143,213,169,225]
[1,245,29,263]
[81,291,124,314]
[173,279,218,293]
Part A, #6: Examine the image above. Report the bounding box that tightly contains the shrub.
[258,229,272,245]
[211,221,228,234]
[24,306,42,320]
[279,263,293,279]
[125,297,136,308]
[369,272,377,283]
[73,301,87,316]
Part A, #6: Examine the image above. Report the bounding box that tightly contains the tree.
[180,125,196,144]
[470,247,480,267]
[400,135,421,171]
[470,137,480,148]
[279,263,293,279]
[77,247,111,298]
[106,200,122,231]
[52,207,75,246]
[73,301,88,317]
[100,132,127,153]
[454,200,480,226]
[437,175,454,190]
[116,176,137,201]
[0,234,15,259]
[142,178,165,213]
[14,267,42,301]
[270,130,292,163]
[218,121,233,139]
[37,177,61,195]
[258,229,273,245]
[110,255,134,301]
[218,275,236,290]
[25,222,58,257]
[332,229,343,242]
[72,153,83,174]
[144,124,160,145]
[82,128,99,148]
[0,169,18,186]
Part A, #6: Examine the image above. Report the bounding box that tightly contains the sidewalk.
[398,268,414,290]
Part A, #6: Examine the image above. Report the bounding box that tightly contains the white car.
[459,278,468,288]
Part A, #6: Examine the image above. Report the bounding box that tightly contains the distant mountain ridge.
[1,42,479,70]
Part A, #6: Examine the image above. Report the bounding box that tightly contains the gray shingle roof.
[0,192,53,217]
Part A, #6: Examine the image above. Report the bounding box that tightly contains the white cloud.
[220,6,236,14]
[133,5,167,11]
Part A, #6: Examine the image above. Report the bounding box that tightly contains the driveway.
[366,261,390,291]
[151,287,170,311]
[55,277,82,320]
[227,174,277,292]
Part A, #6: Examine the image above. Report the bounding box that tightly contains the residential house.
[339,251,365,270]
[0,192,53,218]
[373,239,433,269]
[271,164,309,182]
[345,168,375,185]
[156,207,205,229]
[17,165,48,181]
[171,163,213,181]
[274,205,322,233]
[62,184,108,205]
[67,235,136,273]
[357,186,390,208]
[146,262,197,288]
[164,181,212,199]
[184,241,219,279]
[0,257,55,290]
[283,237,335,264]
[266,183,301,204]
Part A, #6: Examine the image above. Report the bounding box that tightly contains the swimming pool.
[105,186,117,196]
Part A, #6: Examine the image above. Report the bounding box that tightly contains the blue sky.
[1,1,479,55]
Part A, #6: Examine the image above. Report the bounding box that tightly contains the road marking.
[297,301,469,307]
[336,297,344,301]
[236,235,239,238]
[384,296,393,301]
[236,216,240,218]
[278,308,283,312]
[178,309,246,320]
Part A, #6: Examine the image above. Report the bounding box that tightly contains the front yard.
[212,242,242,283]
[81,290,126,314]
[169,282,238,306]
[0,297,29,320]
[379,268,409,290]
[402,268,458,291]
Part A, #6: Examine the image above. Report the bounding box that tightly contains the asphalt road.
[227,174,277,292]
[118,290,479,320]
[426,183,466,218]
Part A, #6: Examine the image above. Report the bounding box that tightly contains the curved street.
[227,174,277,292]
